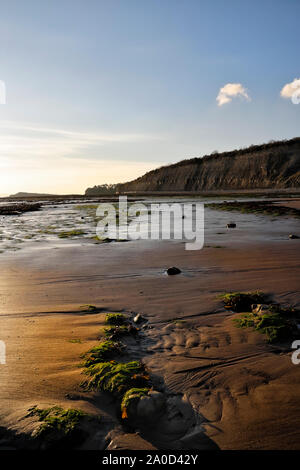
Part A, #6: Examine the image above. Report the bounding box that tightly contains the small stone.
[166,267,181,275]
[289,234,299,239]
[251,304,270,314]
[133,313,142,323]
[227,223,236,228]
[65,393,81,400]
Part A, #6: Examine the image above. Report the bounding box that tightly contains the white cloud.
[280,78,300,104]
[216,83,250,106]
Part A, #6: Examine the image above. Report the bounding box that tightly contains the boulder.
[136,391,166,421]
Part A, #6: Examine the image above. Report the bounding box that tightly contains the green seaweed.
[82,340,123,367]
[58,229,86,238]
[168,318,186,325]
[105,313,126,325]
[207,201,300,219]
[219,291,266,312]
[80,304,98,312]
[75,204,99,211]
[83,360,149,396]
[29,406,88,447]
[234,311,295,343]
[104,325,135,339]
[121,387,150,419]
[91,235,114,244]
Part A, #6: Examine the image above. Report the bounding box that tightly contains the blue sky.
[0,0,299,194]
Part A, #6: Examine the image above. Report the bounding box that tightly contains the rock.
[179,425,205,445]
[127,324,138,335]
[251,304,270,314]
[65,393,81,400]
[136,392,166,421]
[148,390,166,409]
[227,223,236,228]
[137,396,156,418]
[133,313,143,323]
[166,267,181,275]
[106,430,157,450]
[289,234,299,239]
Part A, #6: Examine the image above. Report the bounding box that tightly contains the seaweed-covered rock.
[219,291,267,312]
[104,324,138,340]
[234,310,296,343]
[105,313,126,325]
[27,406,98,449]
[121,388,165,423]
[83,360,150,396]
[82,340,123,367]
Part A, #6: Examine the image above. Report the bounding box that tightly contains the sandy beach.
[0,198,299,449]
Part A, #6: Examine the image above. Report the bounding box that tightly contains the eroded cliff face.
[118,138,300,192]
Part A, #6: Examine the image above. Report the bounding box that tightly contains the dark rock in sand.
[136,391,166,421]
[289,234,299,239]
[166,267,181,275]
[227,223,236,228]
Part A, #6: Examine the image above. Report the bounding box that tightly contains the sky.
[0,0,299,195]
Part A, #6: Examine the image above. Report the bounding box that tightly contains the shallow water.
[0,197,299,256]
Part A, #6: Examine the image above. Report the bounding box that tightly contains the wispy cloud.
[280,78,300,104]
[216,83,250,106]
[0,120,162,160]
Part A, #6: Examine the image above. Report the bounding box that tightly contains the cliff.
[117,138,300,192]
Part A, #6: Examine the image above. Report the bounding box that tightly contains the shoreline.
[1,187,300,204]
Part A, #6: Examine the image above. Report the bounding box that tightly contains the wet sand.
[274,198,300,210]
[0,223,300,448]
